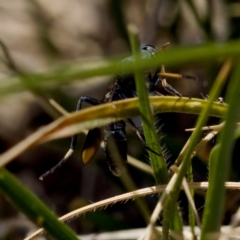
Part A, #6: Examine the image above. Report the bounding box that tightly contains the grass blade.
[200,62,240,240]
[0,168,79,240]
[2,40,240,97]
[128,25,183,234]
[0,97,227,169]
[161,59,232,239]
[128,25,168,184]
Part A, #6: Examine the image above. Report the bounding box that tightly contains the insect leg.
[39,97,102,180]
[112,90,162,158]
[160,78,182,97]
[71,97,103,150]
[104,121,127,176]
[125,118,162,157]
[158,65,182,97]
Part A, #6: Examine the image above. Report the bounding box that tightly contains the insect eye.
[141,45,157,54]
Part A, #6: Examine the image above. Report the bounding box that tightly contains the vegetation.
[0,1,240,239]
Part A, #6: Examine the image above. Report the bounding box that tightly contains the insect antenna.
[158,72,197,82]
[160,42,170,51]
[39,149,74,180]
[181,74,198,82]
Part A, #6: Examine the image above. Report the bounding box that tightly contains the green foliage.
[201,63,240,240]
[0,168,79,240]
[0,36,240,239]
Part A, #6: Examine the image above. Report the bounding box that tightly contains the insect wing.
[82,127,103,165]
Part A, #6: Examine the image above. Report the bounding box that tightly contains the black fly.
[40,43,185,180]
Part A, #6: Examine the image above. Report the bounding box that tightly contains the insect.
[40,43,188,180]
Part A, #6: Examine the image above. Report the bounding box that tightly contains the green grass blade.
[0,168,79,240]
[30,40,240,82]
[200,62,240,240]
[2,40,240,97]
[128,26,183,233]
[128,25,168,184]
[0,97,227,169]
[161,60,232,239]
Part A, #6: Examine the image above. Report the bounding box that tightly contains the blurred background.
[0,0,239,239]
